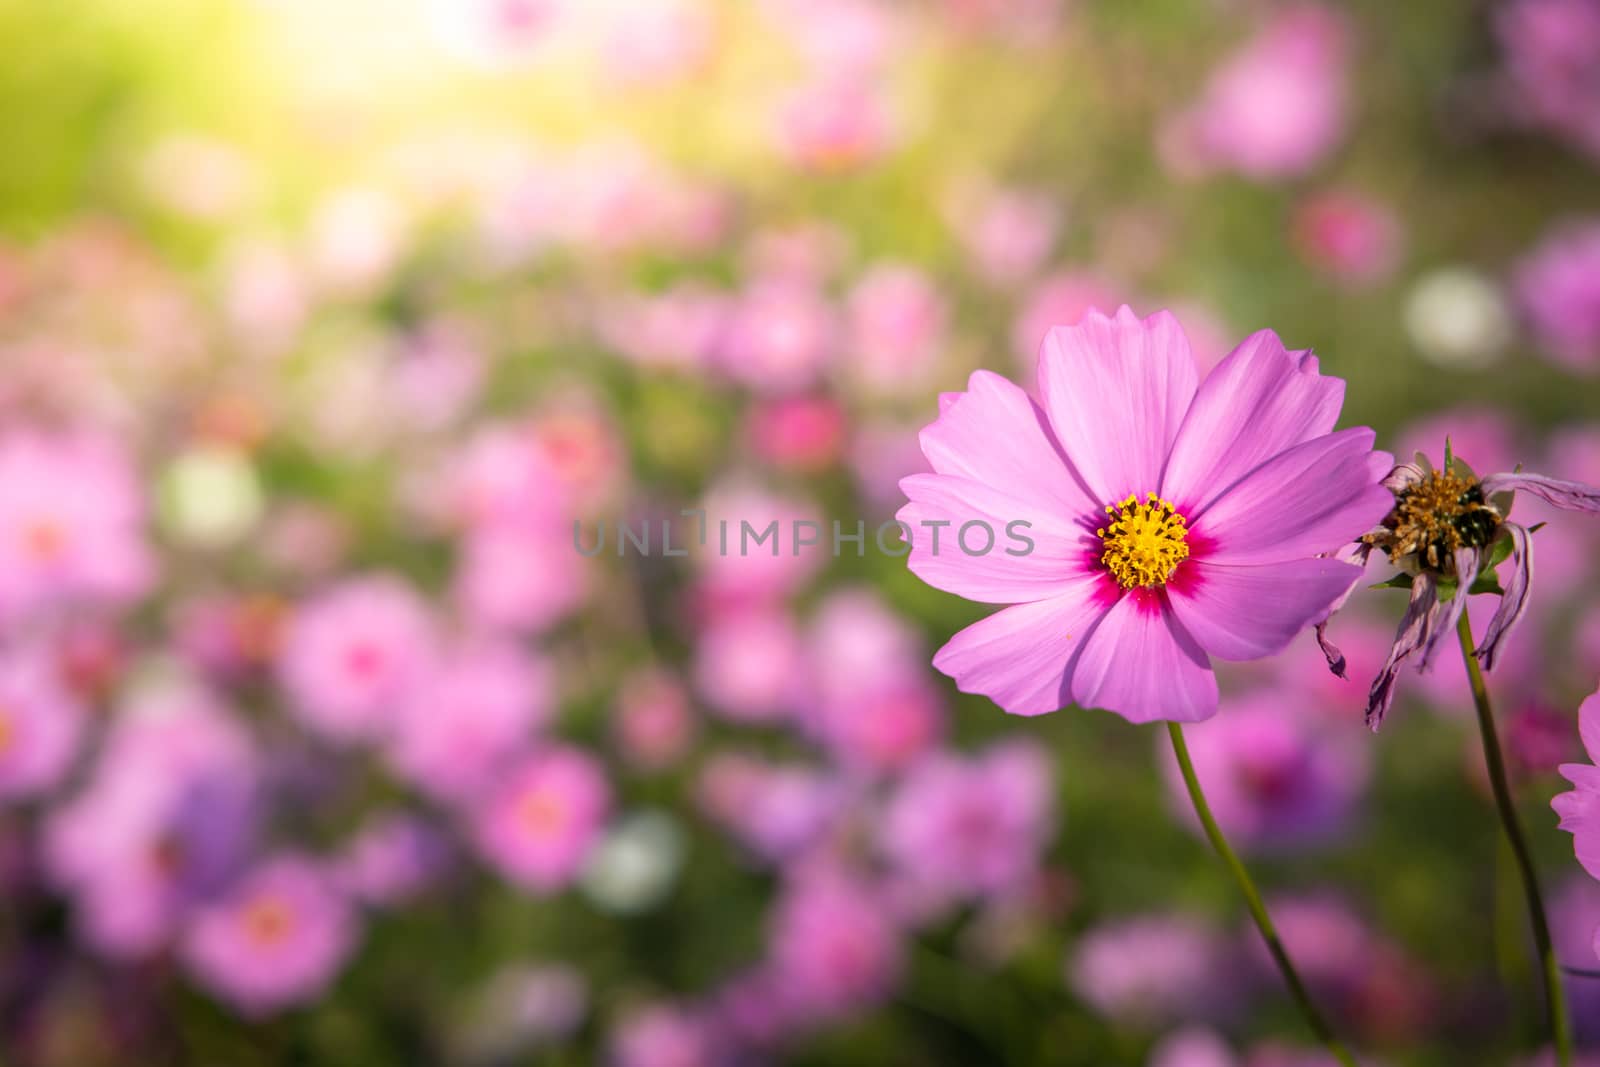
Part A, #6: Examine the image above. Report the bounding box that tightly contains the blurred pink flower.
[1068,913,1235,1025]
[0,431,153,623]
[1151,1028,1238,1067]
[718,278,838,394]
[278,575,436,745]
[613,666,697,772]
[775,78,893,173]
[611,1003,725,1067]
[697,754,845,863]
[881,741,1055,901]
[456,524,589,633]
[599,284,729,372]
[693,606,806,724]
[1515,218,1600,374]
[1160,691,1369,850]
[387,640,552,803]
[845,264,948,396]
[47,690,258,958]
[691,481,825,606]
[949,184,1061,286]
[597,0,714,87]
[1160,5,1349,181]
[472,747,610,892]
[181,853,358,1017]
[1010,271,1122,371]
[903,306,1389,723]
[333,812,452,907]
[0,645,85,799]
[745,395,847,474]
[1496,0,1600,161]
[813,674,943,774]
[768,868,902,1020]
[1293,191,1404,286]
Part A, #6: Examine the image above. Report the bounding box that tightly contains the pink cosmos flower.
[181,853,358,1017]
[1515,218,1600,375]
[471,746,610,892]
[901,306,1391,723]
[0,645,86,799]
[1554,682,1600,884]
[880,740,1054,901]
[1160,5,1349,181]
[387,640,552,803]
[278,575,436,745]
[0,431,153,623]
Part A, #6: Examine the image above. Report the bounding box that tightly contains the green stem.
[1166,723,1358,1067]
[1457,606,1573,1066]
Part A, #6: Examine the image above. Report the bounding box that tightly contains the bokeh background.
[2,0,1600,1064]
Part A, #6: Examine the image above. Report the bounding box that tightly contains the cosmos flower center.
[518,788,568,838]
[241,896,295,946]
[1376,468,1501,573]
[1097,493,1190,590]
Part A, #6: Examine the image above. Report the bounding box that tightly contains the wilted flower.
[1345,452,1600,727]
[902,306,1390,723]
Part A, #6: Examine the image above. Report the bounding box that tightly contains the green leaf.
[1467,575,1505,596]
[1370,573,1415,591]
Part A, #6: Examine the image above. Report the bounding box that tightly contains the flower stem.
[1166,723,1358,1067]
[1456,606,1573,1066]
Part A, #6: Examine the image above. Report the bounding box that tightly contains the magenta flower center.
[1096,492,1191,589]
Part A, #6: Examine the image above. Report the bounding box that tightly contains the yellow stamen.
[1097,492,1191,590]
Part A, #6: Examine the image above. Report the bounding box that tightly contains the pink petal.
[919,370,1095,516]
[1190,428,1393,564]
[897,473,1094,604]
[1581,688,1600,765]
[930,575,1112,716]
[1036,306,1198,504]
[1474,523,1531,672]
[1165,558,1362,662]
[1159,331,1343,511]
[1070,592,1217,724]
